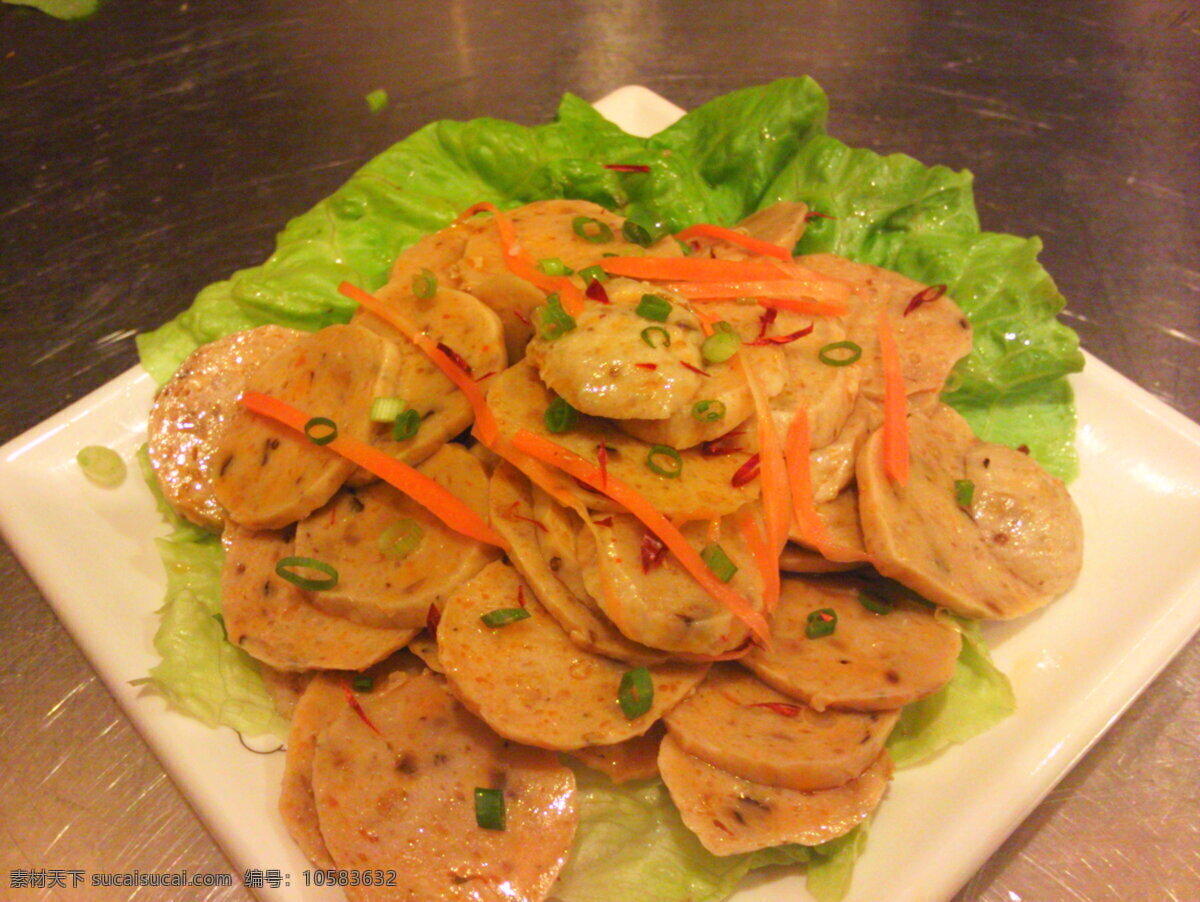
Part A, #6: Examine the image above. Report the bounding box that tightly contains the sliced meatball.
[658,734,892,855]
[787,486,871,565]
[147,325,302,529]
[312,671,577,902]
[220,523,415,671]
[744,575,962,712]
[488,359,760,520]
[293,444,500,629]
[211,324,400,528]
[490,462,668,666]
[279,673,344,868]
[857,403,1083,619]
[576,510,765,656]
[664,664,897,791]
[779,544,864,574]
[569,722,666,784]
[437,561,708,750]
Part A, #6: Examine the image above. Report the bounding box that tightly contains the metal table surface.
[1,1,1197,900]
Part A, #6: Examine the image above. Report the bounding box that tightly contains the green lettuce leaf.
[2,0,98,19]
[887,619,1015,768]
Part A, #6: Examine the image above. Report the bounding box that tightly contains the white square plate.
[3,87,1200,902]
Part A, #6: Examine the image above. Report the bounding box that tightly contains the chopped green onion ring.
[352,674,374,693]
[577,264,607,285]
[701,328,741,364]
[537,257,574,276]
[858,592,893,615]
[536,293,577,340]
[304,417,338,445]
[77,445,126,487]
[412,267,438,299]
[805,608,838,639]
[618,667,654,719]
[572,216,614,244]
[692,399,726,422]
[474,787,506,830]
[955,478,976,509]
[645,444,683,479]
[640,326,671,349]
[622,219,654,247]
[701,543,738,583]
[377,519,424,560]
[480,607,532,628]
[818,340,863,367]
[275,556,339,591]
[392,408,421,441]
[636,293,672,322]
[369,396,406,423]
[544,396,579,434]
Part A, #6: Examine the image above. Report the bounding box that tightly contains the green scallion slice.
[818,340,863,367]
[212,612,227,640]
[572,216,614,244]
[275,556,339,591]
[955,478,975,508]
[701,544,738,583]
[636,293,672,322]
[369,396,406,423]
[412,267,438,299]
[535,293,577,340]
[480,607,532,628]
[645,444,683,479]
[304,417,338,445]
[377,519,424,560]
[640,326,670,349]
[692,399,726,422]
[392,408,421,441]
[544,396,579,434]
[76,445,126,487]
[618,667,654,719]
[352,674,374,693]
[858,592,893,615]
[622,219,654,248]
[805,608,838,639]
[537,257,574,276]
[474,787,506,831]
[577,265,607,285]
[701,327,741,364]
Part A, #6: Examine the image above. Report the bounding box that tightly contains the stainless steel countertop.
[1,2,1197,900]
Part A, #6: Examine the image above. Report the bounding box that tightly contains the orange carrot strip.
[878,310,909,484]
[458,202,585,315]
[666,280,849,312]
[734,505,779,616]
[510,429,771,644]
[240,392,507,549]
[784,404,831,549]
[675,224,790,261]
[338,282,500,446]
[736,354,790,557]
[600,256,791,283]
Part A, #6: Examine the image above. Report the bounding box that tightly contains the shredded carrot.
[736,354,790,558]
[734,505,779,615]
[675,224,790,261]
[338,282,501,445]
[878,310,909,484]
[783,404,830,549]
[510,429,771,644]
[600,257,792,283]
[666,280,849,314]
[456,201,585,315]
[240,391,508,550]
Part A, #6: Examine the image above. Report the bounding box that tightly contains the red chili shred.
[635,362,658,370]
[748,701,803,717]
[604,163,651,173]
[506,501,548,532]
[731,452,762,487]
[516,585,527,609]
[749,325,814,346]
[593,516,614,528]
[513,309,531,326]
[680,361,711,378]
[436,341,473,374]
[804,211,836,222]
[903,284,948,317]
[474,371,496,383]
[756,307,778,340]
[597,442,609,490]
[586,279,610,304]
[341,681,382,735]
[426,603,441,636]
[700,430,745,457]
[640,531,667,573]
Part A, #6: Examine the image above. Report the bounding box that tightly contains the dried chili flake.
[748,701,804,717]
[680,361,711,378]
[592,516,614,528]
[341,680,382,735]
[437,341,473,374]
[516,585,527,609]
[749,325,814,346]
[597,442,609,490]
[513,309,531,326]
[426,603,442,636]
[756,307,778,340]
[640,530,667,573]
[604,163,651,173]
[635,362,658,370]
[700,430,746,457]
[586,279,610,304]
[731,452,761,487]
[903,284,948,317]
[506,501,548,532]
[804,211,836,222]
